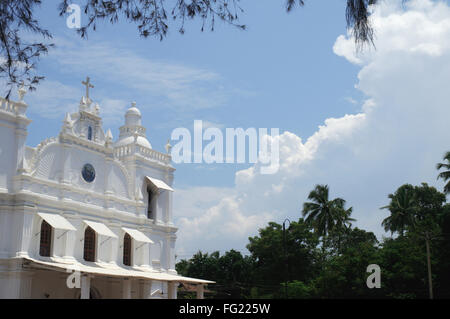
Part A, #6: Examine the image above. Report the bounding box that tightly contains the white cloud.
[24,80,129,126]
[345,97,358,105]
[26,80,79,118]
[18,35,238,126]
[97,98,129,126]
[173,186,273,256]
[49,37,232,113]
[174,0,450,257]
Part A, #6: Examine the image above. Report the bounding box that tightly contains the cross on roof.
[81,76,94,100]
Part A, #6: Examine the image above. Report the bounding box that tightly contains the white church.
[0,78,212,299]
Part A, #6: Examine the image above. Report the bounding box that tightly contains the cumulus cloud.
[174,186,273,257]
[174,0,450,257]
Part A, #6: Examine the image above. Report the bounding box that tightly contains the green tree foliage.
[176,249,254,298]
[313,227,381,298]
[302,184,355,258]
[437,151,450,194]
[378,235,429,298]
[434,204,450,298]
[246,219,319,298]
[302,184,354,239]
[380,183,446,298]
[280,280,314,299]
[381,184,417,236]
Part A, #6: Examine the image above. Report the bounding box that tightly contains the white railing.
[119,126,146,135]
[114,145,171,164]
[137,146,171,164]
[115,145,133,157]
[0,97,18,115]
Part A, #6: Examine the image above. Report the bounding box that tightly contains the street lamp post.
[282,218,291,299]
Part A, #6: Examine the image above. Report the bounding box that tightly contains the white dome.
[114,135,152,149]
[126,107,141,117]
[115,103,152,149]
[125,106,142,126]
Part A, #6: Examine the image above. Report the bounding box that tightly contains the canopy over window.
[122,227,154,244]
[83,220,117,238]
[23,256,215,284]
[145,176,174,192]
[37,213,76,231]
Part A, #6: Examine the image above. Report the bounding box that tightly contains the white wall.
[0,122,16,192]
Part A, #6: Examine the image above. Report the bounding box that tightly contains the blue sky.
[5,0,450,258]
[24,0,362,188]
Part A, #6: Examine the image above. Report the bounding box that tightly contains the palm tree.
[302,185,354,238]
[333,206,356,253]
[302,184,355,259]
[335,206,356,231]
[381,186,417,236]
[437,151,450,194]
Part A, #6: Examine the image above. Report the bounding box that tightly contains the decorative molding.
[59,133,111,155]
[29,137,58,173]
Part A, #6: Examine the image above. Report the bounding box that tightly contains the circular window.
[82,164,96,183]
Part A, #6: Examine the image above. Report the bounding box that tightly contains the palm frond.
[436,162,450,170]
[437,170,450,181]
[444,181,450,194]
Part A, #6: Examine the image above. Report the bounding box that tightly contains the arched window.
[39,220,52,257]
[84,227,96,262]
[147,187,154,219]
[88,126,93,141]
[123,233,132,266]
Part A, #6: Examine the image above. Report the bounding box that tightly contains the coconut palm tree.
[302,185,353,238]
[302,184,355,258]
[381,185,417,236]
[437,151,450,194]
[333,206,356,253]
[336,206,356,231]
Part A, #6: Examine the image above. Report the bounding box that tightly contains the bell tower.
[0,85,32,192]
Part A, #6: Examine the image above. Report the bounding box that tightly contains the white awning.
[22,257,215,284]
[145,176,174,192]
[122,227,154,244]
[37,213,76,231]
[83,220,118,238]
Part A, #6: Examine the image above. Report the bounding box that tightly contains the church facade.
[0,79,211,299]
